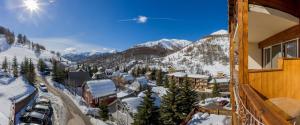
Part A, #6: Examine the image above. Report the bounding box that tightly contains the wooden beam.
[237,0,249,85]
[258,25,300,48]
[250,0,299,17]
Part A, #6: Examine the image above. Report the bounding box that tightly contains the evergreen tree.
[156,69,163,86]
[160,78,181,125]
[151,69,156,80]
[134,87,160,125]
[99,103,109,121]
[12,56,18,77]
[17,34,22,44]
[26,59,35,83]
[20,57,29,74]
[2,57,8,72]
[176,75,197,120]
[212,79,221,97]
[163,76,169,88]
[52,60,65,83]
[37,59,46,72]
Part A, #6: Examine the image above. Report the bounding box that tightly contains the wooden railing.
[249,58,300,100]
[237,84,290,125]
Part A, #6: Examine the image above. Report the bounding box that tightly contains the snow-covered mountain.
[133,39,192,50]
[63,51,115,62]
[162,29,229,75]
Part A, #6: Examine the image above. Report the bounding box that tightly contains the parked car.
[34,98,51,108]
[26,104,52,117]
[39,83,48,92]
[20,111,49,125]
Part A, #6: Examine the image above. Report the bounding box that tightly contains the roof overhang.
[249,4,299,43]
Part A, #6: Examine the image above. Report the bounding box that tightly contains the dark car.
[20,111,49,125]
[39,83,48,92]
[26,104,52,117]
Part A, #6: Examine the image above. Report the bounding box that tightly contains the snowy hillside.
[133,39,192,50]
[0,36,71,65]
[163,30,229,75]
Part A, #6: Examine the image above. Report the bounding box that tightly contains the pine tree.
[156,69,163,86]
[2,57,8,72]
[12,56,18,77]
[20,57,29,74]
[99,103,109,121]
[26,59,35,83]
[176,75,197,120]
[163,76,169,88]
[212,79,221,97]
[37,59,46,72]
[133,87,160,125]
[160,78,181,125]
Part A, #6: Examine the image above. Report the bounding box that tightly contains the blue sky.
[0,0,228,53]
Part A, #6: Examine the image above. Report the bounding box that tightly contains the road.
[38,76,92,125]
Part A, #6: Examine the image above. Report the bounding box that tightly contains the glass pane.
[284,40,298,58]
[271,44,282,68]
[264,48,271,68]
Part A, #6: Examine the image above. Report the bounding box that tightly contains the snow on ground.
[188,113,231,125]
[0,76,35,125]
[39,90,68,125]
[46,77,112,125]
[199,97,230,107]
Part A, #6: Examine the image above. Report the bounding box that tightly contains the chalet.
[167,72,209,91]
[105,69,113,76]
[129,76,148,92]
[121,74,134,84]
[82,79,117,107]
[208,78,230,92]
[114,90,161,125]
[228,0,300,124]
[68,71,90,87]
[91,68,107,80]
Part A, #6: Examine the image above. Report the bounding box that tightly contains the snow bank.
[0,76,35,125]
[188,113,231,125]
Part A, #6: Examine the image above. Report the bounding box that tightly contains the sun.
[24,0,40,12]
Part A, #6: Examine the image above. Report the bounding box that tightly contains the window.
[263,48,271,68]
[284,40,298,58]
[263,38,299,69]
[271,44,282,68]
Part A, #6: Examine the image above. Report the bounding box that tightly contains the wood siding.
[249,58,300,100]
[259,25,300,48]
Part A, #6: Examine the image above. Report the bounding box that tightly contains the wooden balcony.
[249,58,300,100]
[243,58,300,124]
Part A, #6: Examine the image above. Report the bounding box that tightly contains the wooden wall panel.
[249,59,300,101]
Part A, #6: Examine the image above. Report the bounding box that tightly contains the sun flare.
[24,0,40,12]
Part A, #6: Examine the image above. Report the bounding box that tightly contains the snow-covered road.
[38,76,92,125]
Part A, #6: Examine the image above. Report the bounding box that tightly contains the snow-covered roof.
[122,74,134,81]
[135,76,148,85]
[188,74,209,79]
[105,69,113,73]
[152,86,167,97]
[122,90,161,113]
[188,113,231,125]
[167,72,187,77]
[86,79,116,98]
[168,72,209,79]
[117,89,134,98]
[122,97,142,113]
[209,78,230,84]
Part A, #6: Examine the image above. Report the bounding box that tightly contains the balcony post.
[237,0,248,85]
